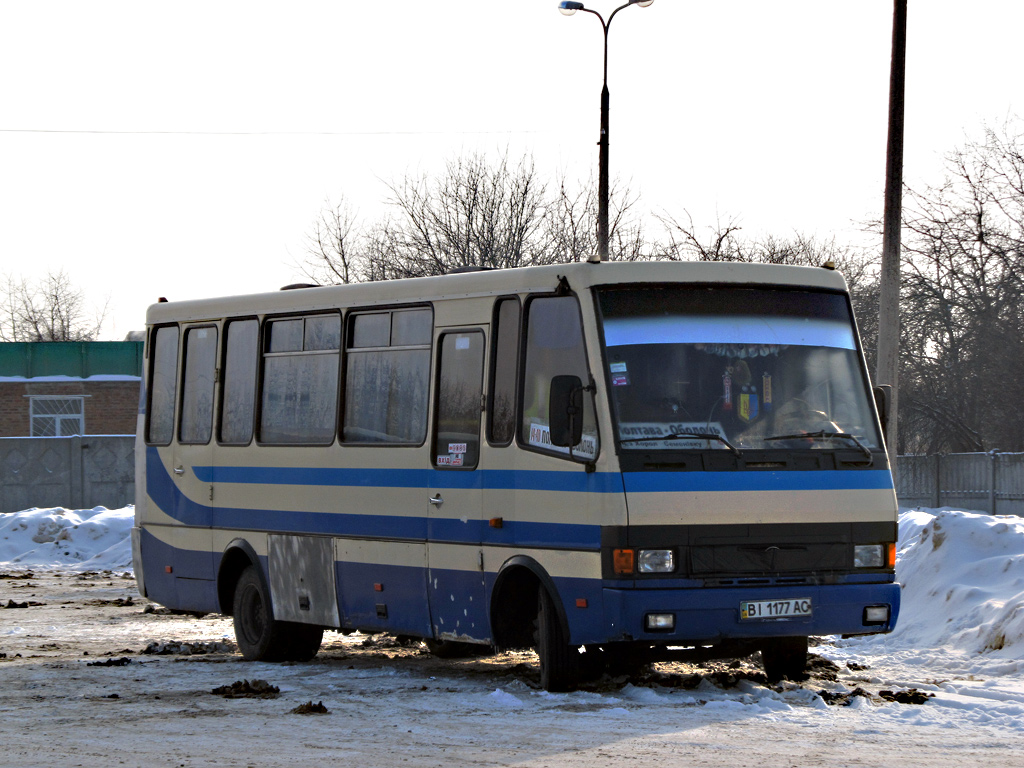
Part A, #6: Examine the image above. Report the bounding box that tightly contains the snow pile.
[0,505,134,570]
[888,508,1024,656]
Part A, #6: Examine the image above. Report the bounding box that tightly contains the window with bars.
[30,397,86,436]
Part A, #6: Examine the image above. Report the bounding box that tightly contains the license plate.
[740,598,812,620]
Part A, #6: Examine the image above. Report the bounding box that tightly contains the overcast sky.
[1,1,1021,339]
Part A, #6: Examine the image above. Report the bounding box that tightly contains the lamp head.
[633,0,654,6]
[559,1,585,15]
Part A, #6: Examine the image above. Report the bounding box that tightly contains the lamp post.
[558,0,653,262]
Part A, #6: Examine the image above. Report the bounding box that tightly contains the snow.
[823,507,1024,735]
[3,502,1024,762]
[0,505,134,570]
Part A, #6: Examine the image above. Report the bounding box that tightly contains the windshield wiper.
[619,431,742,457]
[764,430,873,462]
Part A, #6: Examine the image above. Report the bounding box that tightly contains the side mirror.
[873,384,892,444]
[549,375,584,448]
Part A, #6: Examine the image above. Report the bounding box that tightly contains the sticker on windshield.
[618,422,728,449]
[610,361,630,386]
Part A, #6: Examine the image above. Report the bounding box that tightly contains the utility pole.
[876,0,907,471]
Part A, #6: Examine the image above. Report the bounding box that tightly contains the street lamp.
[558,0,653,263]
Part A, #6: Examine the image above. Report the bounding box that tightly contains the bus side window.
[146,324,180,446]
[179,326,218,445]
[434,331,484,469]
[520,295,599,461]
[488,298,520,446]
[260,313,341,445]
[343,307,432,444]
[219,318,259,445]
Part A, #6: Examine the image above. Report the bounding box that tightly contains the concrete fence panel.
[0,436,135,514]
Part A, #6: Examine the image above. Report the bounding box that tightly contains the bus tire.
[535,588,579,692]
[761,636,809,682]
[231,564,290,662]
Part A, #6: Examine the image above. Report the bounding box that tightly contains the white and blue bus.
[132,260,899,690]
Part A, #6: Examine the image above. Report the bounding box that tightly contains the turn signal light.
[613,548,635,575]
[886,542,897,569]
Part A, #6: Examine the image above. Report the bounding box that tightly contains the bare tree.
[655,211,875,287]
[365,151,552,278]
[655,211,746,262]
[542,175,647,263]
[0,270,106,342]
[897,119,1024,453]
[298,197,366,285]
[301,152,652,285]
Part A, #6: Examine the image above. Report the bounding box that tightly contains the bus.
[132,260,900,691]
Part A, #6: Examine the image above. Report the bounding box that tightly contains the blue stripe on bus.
[188,462,891,495]
[190,464,626,494]
[622,469,894,494]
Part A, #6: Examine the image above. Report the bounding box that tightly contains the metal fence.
[897,452,1024,516]
[0,436,135,514]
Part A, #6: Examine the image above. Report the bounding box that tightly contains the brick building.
[0,342,143,437]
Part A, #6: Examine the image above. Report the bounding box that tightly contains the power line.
[0,127,542,137]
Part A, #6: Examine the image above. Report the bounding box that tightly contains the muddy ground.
[1,570,1021,768]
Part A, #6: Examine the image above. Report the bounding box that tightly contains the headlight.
[854,544,884,568]
[637,549,675,573]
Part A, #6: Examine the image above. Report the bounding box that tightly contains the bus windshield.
[597,286,882,453]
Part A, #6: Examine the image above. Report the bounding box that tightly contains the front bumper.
[595,581,900,645]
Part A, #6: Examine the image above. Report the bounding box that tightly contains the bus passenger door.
[427,330,489,643]
[169,324,219,607]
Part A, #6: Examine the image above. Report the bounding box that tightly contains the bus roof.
[145,260,850,326]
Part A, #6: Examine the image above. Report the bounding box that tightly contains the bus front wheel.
[535,588,579,692]
[232,565,323,662]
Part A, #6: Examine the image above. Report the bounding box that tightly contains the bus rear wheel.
[232,565,323,662]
